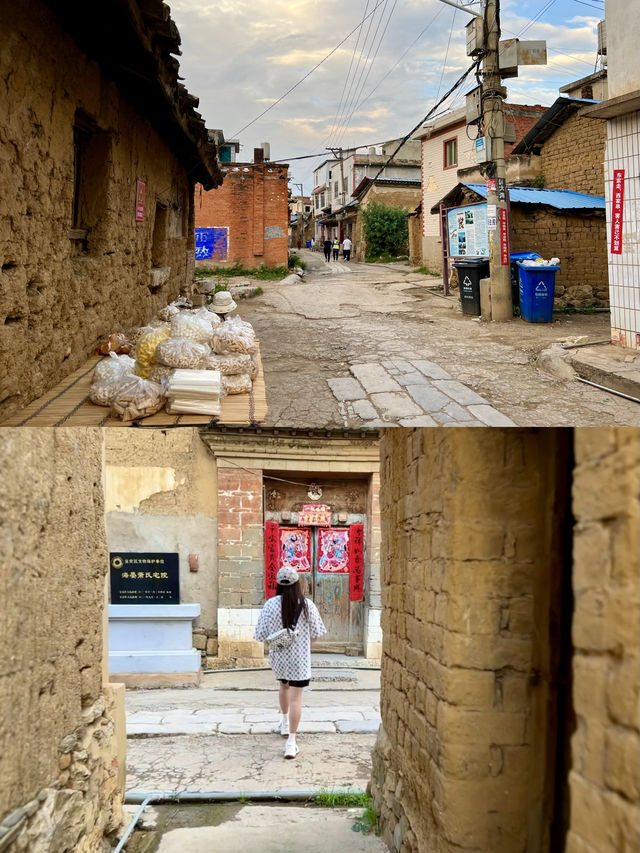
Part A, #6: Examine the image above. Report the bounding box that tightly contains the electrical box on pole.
[466,17,484,55]
[498,39,547,78]
[466,85,483,124]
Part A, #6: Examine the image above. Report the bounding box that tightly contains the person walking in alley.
[254,566,326,759]
[323,238,332,262]
[332,237,340,260]
[342,236,352,261]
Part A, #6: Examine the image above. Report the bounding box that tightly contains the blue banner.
[195,227,228,261]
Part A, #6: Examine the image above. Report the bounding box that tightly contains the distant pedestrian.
[342,237,352,261]
[254,566,327,759]
[332,238,340,260]
[323,239,332,262]
[297,239,301,249]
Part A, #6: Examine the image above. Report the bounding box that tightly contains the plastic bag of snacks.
[96,332,133,355]
[211,317,257,355]
[155,338,211,369]
[89,375,124,407]
[199,352,254,376]
[93,352,135,383]
[191,306,223,329]
[110,375,165,422]
[221,373,252,395]
[158,302,181,322]
[170,312,213,343]
[149,364,175,385]
[134,324,171,379]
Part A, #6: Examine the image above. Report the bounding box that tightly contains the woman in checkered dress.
[255,566,326,759]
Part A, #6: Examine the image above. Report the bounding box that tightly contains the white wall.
[605,0,640,99]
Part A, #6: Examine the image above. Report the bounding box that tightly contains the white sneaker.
[280,717,290,736]
[284,742,299,759]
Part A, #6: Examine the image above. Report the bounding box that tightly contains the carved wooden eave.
[45,0,223,190]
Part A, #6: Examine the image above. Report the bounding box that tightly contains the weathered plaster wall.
[0,0,196,420]
[372,428,571,853]
[0,428,125,852]
[104,429,218,659]
[567,428,639,853]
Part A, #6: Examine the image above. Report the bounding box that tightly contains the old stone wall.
[104,429,218,666]
[541,113,606,197]
[195,163,289,269]
[567,429,639,853]
[372,428,571,853]
[511,208,608,307]
[0,0,197,421]
[0,429,125,853]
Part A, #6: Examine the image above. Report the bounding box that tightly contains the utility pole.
[482,0,512,321]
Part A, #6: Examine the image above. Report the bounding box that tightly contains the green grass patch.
[314,791,380,835]
[288,254,307,270]
[413,265,440,276]
[253,287,264,296]
[195,263,289,280]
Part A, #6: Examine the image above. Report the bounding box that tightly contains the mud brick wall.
[0,0,196,421]
[511,209,608,307]
[372,428,570,853]
[353,184,421,259]
[567,429,639,853]
[0,429,125,852]
[195,163,289,269]
[541,113,606,197]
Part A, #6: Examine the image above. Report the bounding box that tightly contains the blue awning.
[463,183,605,211]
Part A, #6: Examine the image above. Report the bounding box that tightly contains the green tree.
[361,201,409,260]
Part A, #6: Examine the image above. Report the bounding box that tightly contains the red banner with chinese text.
[348,523,365,601]
[611,169,625,255]
[500,208,509,265]
[264,521,279,598]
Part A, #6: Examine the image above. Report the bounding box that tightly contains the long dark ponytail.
[277,580,309,629]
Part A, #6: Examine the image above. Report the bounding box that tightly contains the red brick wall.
[504,104,549,155]
[195,163,289,269]
[217,467,264,608]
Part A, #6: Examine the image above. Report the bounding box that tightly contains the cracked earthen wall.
[372,428,571,853]
[0,428,125,853]
[0,1,196,421]
[567,429,639,853]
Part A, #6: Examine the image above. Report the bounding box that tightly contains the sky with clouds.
[169,0,605,193]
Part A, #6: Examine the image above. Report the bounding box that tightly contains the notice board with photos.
[446,203,489,258]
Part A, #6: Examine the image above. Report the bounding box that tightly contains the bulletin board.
[446,203,489,258]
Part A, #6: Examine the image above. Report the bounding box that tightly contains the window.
[342,177,348,194]
[334,181,339,198]
[443,137,458,169]
[152,201,169,267]
[315,196,320,210]
[71,112,110,245]
[305,205,311,213]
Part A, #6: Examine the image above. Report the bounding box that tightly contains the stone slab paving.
[329,356,516,426]
[127,705,381,737]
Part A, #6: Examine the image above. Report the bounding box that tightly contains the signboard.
[298,503,332,527]
[611,169,625,255]
[195,227,229,261]
[110,553,179,604]
[447,203,489,258]
[499,208,509,265]
[487,204,497,230]
[497,177,507,203]
[135,180,146,222]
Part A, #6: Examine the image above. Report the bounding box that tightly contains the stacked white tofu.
[165,369,222,415]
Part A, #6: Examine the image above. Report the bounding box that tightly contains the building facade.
[195,149,289,270]
[0,0,222,422]
[103,428,382,686]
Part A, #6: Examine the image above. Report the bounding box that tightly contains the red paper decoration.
[349,523,365,601]
[264,521,279,598]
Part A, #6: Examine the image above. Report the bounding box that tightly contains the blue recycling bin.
[306,240,312,248]
[510,252,541,308]
[517,263,560,323]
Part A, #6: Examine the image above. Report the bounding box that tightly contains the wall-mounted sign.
[110,552,179,604]
[447,203,489,258]
[610,169,625,255]
[135,180,146,222]
[487,204,497,230]
[195,227,229,261]
[500,209,509,265]
[298,503,332,527]
[497,177,507,203]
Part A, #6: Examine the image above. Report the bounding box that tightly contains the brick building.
[103,428,382,685]
[372,427,639,853]
[0,0,222,422]
[195,149,289,269]
[415,103,549,270]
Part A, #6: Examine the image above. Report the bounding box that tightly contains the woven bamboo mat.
[1,347,267,427]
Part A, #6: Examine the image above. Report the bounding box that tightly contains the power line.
[231,0,390,138]
[332,0,398,149]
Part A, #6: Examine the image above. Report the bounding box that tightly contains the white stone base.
[108,603,201,675]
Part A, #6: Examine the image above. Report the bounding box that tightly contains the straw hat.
[210,291,237,314]
[276,566,299,586]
